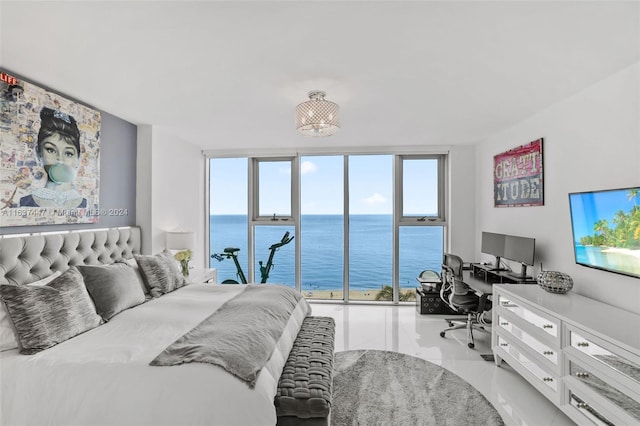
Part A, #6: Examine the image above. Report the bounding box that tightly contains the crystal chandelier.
[295,91,340,137]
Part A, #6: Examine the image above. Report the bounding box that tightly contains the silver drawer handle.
[576,342,590,347]
[542,324,553,329]
[543,377,554,382]
[500,322,509,326]
[543,351,554,356]
[500,343,508,347]
[576,372,590,378]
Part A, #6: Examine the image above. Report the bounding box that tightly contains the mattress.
[1,283,311,426]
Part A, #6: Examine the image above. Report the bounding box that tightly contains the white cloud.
[300,160,318,175]
[277,161,317,175]
[363,192,387,205]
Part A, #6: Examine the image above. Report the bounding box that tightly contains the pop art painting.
[0,70,101,226]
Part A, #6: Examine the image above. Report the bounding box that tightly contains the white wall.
[136,126,206,267]
[477,62,640,314]
[136,125,153,253]
[448,145,477,261]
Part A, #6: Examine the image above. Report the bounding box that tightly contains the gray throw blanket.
[150,284,306,388]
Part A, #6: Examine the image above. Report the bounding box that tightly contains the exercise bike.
[211,231,294,284]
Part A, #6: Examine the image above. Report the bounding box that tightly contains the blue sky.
[569,188,639,240]
[209,156,439,215]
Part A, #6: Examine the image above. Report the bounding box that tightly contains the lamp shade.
[166,231,195,251]
[295,91,340,137]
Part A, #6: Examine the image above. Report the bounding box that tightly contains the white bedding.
[1,284,311,426]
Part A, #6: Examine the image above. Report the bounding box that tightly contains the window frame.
[396,154,447,225]
[206,149,448,303]
[251,157,297,222]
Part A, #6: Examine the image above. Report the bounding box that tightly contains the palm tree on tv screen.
[581,190,640,249]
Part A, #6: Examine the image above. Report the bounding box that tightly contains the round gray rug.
[332,350,504,426]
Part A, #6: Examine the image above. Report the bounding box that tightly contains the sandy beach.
[602,247,640,259]
[303,288,417,301]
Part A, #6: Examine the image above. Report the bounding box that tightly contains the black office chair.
[439,253,491,349]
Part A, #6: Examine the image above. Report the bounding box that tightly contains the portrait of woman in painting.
[19,107,87,208]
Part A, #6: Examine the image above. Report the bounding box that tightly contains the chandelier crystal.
[295,91,340,137]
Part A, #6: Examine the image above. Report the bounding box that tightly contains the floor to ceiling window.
[209,158,248,284]
[253,159,296,286]
[300,156,344,300]
[397,156,445,301]
[208,152,446,303]
[348,155,393,302]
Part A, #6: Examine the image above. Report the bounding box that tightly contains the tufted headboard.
[0,226,141,286]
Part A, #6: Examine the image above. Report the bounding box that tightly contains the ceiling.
[1,1,638,151]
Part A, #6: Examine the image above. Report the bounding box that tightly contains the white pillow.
[0,271,62,351]
[123,258,150,296]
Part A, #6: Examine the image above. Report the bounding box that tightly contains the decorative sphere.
[536,271,573,294]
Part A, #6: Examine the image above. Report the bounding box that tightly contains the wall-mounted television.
[481,231,535,277]
[568,187,640,279]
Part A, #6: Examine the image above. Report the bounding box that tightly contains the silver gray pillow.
[0,268,103,354]
[134,249,187,298]
[77,263,146,321]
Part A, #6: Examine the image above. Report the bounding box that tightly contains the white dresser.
[492,284,640,426]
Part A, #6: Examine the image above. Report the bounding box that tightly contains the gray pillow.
[77,263,146,321]
[0,268,103,355]
[134,249,187,298]
[118,258,151,297]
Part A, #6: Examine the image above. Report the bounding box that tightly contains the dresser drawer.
[567,358,640,423]
[497,314,560,374]
[495,333,560,404]
[496,294,560,346]
[565,324,640,397]
[565,388,617,426]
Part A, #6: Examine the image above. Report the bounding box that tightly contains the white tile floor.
[309,302,576,426]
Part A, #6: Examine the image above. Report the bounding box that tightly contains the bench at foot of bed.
[275,316,335,426]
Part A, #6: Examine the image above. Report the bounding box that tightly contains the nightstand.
[187,268,217,284]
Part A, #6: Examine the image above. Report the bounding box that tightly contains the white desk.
[461,270,494,295]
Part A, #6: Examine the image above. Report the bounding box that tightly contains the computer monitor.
[481,232,506,270]
[503,235,535,278]
[481,231,535,277]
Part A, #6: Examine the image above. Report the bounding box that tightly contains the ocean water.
[209,215,443,290]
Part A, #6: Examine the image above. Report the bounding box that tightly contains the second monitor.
[481,231,535,278]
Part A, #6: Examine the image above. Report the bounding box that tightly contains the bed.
[0,227,326,426]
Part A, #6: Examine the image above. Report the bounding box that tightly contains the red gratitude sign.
[494,139,544,207]
[1,72,19,86]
